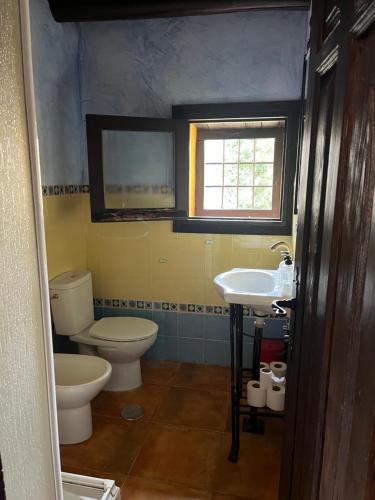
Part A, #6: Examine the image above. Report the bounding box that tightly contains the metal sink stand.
[228,303,285,463]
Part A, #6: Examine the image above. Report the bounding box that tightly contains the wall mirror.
[86,114,189,221]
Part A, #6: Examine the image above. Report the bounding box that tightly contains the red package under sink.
[260,339,286,364]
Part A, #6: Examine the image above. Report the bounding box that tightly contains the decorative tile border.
[106,183,173,195]
[42,184,90,196]
[93,297,259,317]
[57,298,287,367]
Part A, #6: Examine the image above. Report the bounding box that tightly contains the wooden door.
[318,3,375,498]
[280,1,375,499]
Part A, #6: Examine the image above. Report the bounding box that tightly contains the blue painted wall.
[80,12,307,116]
[30,1,307,185]
[30,0,82,185]
[80,11,307,182]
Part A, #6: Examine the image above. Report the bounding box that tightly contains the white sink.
[214,268,292,314]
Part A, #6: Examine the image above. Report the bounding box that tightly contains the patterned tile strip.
[42,184,90,196]
[93,297,264,317]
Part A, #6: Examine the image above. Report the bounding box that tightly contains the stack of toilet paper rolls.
[247,361,287,411]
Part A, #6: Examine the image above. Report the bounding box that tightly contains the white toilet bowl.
[54,353,112,445]
[72,317,158,391]
[49,271,158,393]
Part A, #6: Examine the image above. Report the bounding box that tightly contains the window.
[173,101,300,235]
[85,101,300,233]
[194,122,284,219]
[86,114,189,222]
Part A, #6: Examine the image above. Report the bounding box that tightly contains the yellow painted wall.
[44,193,293,304]
[43,194,87,279]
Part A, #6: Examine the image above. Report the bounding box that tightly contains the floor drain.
[121,404,145,421]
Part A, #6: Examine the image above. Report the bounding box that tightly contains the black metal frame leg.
[229,304,243,463]
[243,316,266,435]
[252,321,263,380]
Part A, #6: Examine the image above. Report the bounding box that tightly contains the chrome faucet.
[270,241,292,262]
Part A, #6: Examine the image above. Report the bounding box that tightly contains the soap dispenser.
[279,252,294,292]
[269,241,294,292]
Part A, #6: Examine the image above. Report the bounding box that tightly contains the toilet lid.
[89,317,158,342]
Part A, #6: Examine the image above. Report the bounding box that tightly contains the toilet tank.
[49,271,94,336]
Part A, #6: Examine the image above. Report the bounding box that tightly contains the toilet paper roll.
[247,380,266,408]
[260,362,270,370]
[267,384,286,412]
[270,361,287,377]
[260,367,273,390]
[271,374,286,387]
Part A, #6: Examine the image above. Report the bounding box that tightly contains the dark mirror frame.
[86,114,189,222]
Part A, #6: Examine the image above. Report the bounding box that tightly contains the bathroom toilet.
[49,271,158,391]
[54,353,112,444]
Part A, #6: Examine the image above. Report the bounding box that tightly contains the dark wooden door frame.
[280,1,375,499]
[317,7,375,499]
[280,1,349,495]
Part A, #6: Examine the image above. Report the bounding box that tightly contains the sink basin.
[214,268,292,314]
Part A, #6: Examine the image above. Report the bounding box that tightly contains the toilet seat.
[89,316,158,342]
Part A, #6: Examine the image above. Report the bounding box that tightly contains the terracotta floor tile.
[60,416,149,475]
[225,402,285,435]
[155,387,229,431]
[225,404,247,434]
[142,360,181,386]
[172,363,231,393]
[212,494,253,500]
[212,431,282,500]
[62,465,127,488]
[92,384,168,420]
[60,362,283,499]
[130,425,221,491]
[121,476,211,499]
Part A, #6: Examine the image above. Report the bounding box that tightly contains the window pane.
[224,139,239,162]
[254,164,273,186]
[102,130,175,209]
[204,163,222,186]
[255,138,275,162]
[238,187,253,209]
[239,139,254,162]
[254,186,273,209]
[204,140,223,163]
[204,187,222,209]
[223,187,237,209]
[238,164,253,186]
[224,164,238,186]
